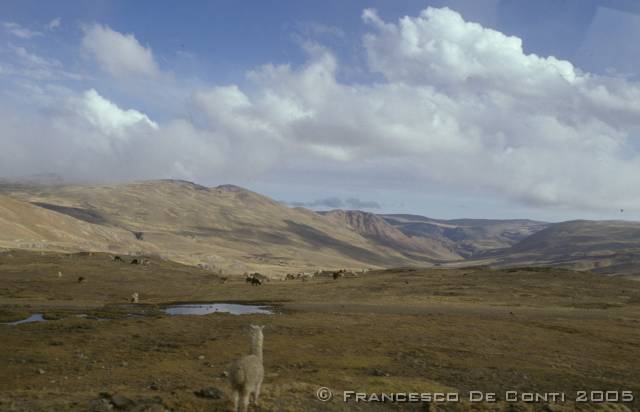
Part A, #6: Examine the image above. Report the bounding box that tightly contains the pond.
[2,303,273,325]
[4,313,46,325]
[163,303,273,316]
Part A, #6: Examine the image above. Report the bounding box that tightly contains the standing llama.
[229,325,265,412]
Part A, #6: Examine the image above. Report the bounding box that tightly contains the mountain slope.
[488,220,640,274]
[0,180,438,273]
[381,214,548,257]
[3,180,640,276]
[321,210,460,261]
[0,195,146,253]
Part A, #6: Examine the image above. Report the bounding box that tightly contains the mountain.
[381,214,548,257]
[487,220,640,274]
[2,179,640,276]
[0,195,144,253]
[0,180,441,274]
[320,210,460,261]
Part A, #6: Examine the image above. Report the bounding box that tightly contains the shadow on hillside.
[31,202,107,225]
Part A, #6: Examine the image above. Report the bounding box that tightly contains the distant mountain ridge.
[381,214,548,257]
[0,180,447,274]
[485,220,640,275]
[1,179,639,276]
[320,210,460,261]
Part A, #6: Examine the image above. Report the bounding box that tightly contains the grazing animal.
[77,276,85,283]
[113,256,123,262]
[130,292,139,303]
[332,271,343,280]
[245,275,254,284]
[250,277,263,286]
[130,258,139,265]
[229,325,265,412]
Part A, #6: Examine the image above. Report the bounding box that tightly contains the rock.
[197,355,205,360]
[220,371,229,377]
[121,361,128,367]
[37,368,46,375]
[194,387,223,399]
[110,394,133,409]
[88,398,113,412]
[149,382,159,391]
[371,369,389,377]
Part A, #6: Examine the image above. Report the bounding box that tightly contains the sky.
[1,0,640,222]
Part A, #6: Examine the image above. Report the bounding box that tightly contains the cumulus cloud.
[2,7,640,214]
[78,89,158,137]
[82,24,160,77]
[3,22,42,39]
[0,85,228,182]
[194,7,640,211]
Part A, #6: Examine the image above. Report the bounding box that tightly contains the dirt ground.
[1,251,640,411]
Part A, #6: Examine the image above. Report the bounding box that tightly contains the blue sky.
[1,1,640,221]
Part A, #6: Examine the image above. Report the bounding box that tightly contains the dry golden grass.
[1,251,639,411]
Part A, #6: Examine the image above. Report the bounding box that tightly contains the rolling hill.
[0,195,146,254]
[1,179,640,276]
[320,210,461,261]
[0,180,447,274]
[381,214,548,257]
[485,220,640,275]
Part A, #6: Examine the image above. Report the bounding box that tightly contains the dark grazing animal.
[77,276,85,283]
[130,258,139,265]
[250,277,263,286]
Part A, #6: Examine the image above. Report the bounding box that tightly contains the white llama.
[229,325,265,412]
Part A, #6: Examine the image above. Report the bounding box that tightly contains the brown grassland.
[1,251,639,411]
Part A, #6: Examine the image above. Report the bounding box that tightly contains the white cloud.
[3,22,42,39]
[0,85,228,182]
[46,18,61,30]
[82,24,160,78]
[180,7,640,210]
[77,89,158,138]
[2,7,640,214]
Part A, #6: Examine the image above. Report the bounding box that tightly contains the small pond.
[163,303,273,316]
[4,313,46,325]
[2,303,273,325]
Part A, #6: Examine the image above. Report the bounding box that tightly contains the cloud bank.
[288,197,381,210]
[1,7,640,213]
